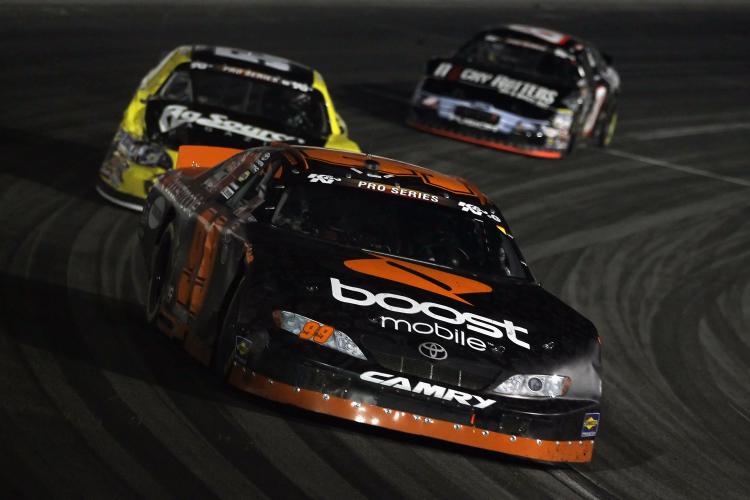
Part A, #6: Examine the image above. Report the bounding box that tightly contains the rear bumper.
[229,366,594,462]
[407,108,565,159]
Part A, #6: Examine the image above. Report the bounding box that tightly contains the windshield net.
[159,69,329,137]
[270,183,530,279]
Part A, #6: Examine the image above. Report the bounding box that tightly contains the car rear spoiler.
[175,145,244,170]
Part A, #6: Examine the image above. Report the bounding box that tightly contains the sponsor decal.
[298,320,335,344]
[418,341,447,360]
[214,46,292,73]
[432,64,558,109]
[343,253,492,305]
[458,201,503,223]
[221,183,238,199]
[356,180,440,203]
[461,69,558,109]
[190,60,311,93]
[233,335,254,366]
[331,277,531,350]
[381,316,489,352]
[433,62,454,79]
[360,371,496,408]
[158,104,298,143]
[581,412,600,437]
[308,173,341,184]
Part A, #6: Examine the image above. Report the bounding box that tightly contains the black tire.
[596,106,618,148]
[145,223,174,324]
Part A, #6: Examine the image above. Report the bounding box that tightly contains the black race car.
[408,24,620,158]
[140,144,602,463]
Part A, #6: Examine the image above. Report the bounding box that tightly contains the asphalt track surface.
[1,2,750,498]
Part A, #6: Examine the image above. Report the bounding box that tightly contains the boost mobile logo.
[343,253,492,305]
[330,278,531,350]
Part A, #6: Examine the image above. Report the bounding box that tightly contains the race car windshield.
[159,69,329,137]
[270,184,531,280]
[458,39,579,85]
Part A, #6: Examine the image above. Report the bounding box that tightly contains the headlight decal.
[116,129,173,169]
[492,374,571,398]
[276,310,367,360]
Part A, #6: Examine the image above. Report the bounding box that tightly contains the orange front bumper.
[228,367,594,463]
[408,121,564,159]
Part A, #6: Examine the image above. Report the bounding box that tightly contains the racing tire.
[145,223,174,324]
[596,107,618,148]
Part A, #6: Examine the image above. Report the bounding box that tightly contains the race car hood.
[259,230,601,400]
[144,100,326,151]
[422,58,578,119]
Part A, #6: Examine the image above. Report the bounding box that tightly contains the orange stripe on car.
[228,368,594,463]
[175,145,243,169]
[344,253,492,305]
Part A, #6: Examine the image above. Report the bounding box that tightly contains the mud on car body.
[98,45,360,210]
[408,24,620,158]
[140,144,602,463]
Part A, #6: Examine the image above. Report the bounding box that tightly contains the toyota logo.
[418,342,447,361]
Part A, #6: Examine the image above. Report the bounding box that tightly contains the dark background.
[1,1,749,498]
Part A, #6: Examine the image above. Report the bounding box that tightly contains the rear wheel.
[145,223,174,324]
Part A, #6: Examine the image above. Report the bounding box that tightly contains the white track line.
[604,148,750,188]
[627,121,750,140]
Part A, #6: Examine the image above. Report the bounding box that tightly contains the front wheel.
[596,107,618,148]
[145,223,174,324]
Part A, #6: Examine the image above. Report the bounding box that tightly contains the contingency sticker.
[581,412,600,438]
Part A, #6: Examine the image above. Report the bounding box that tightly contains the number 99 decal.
[298,321,334,344]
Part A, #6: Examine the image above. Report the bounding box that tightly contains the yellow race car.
[97,45,360,210]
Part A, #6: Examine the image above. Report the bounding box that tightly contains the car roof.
[477,24,584,50]
[190,45,315,85]
[280,146,491,206]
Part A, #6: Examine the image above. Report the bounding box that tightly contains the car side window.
[226,159,278,214]
[159,69,192,102]
[575,50,594,82]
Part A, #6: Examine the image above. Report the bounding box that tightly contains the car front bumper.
[227,334,599,463]
[407,107,567,159]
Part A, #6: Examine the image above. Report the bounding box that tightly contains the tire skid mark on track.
[522,190,750,262]
[67,208,263,499]
[225,402,367,500]
[285,418,409,498]
[2,3,750,498]
[0,196,163,497]
[0,177,220,497]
